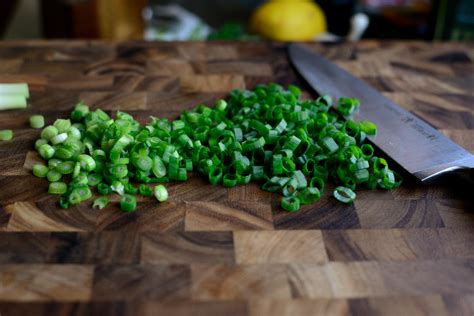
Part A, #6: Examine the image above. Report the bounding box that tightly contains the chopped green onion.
[152,156,166,178]
[223,174,238,187]
[30,84,400,212]
[98,183,112,195]
[111,181,125,196]
[53,119,71,133]
[333,186,356,204]
[87,173,103,186]
[360,120,377,136]
[33,164,48,178]
[35,139,48,150]
[47,169,62,182]
[298,187,321,205]
[71,101,89,121]
[0,83,29,97]
[120,194,137,212]
[139,184,153,197]
[69,185,92,204]
[154,185,168,202]
[48,182,67,195]
[337,97,360,115]
[38,144,55,159]
[48,159,61,168]
[0,95,27,110]
[93,197,109,210]
[57,161,75,174]
[125,183,138,194]
[133,155,152,171]
[209,167,223,185]
[41,126,58,141]
[51,133,68,145]
[281,196,300,212]
[30,115,45,129]
[78,154,96,172]
[0,130,13,141]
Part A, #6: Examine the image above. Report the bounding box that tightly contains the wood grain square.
[0,232,141,264]
[191,264,291,300]
[391,59,456,77]
[441,129,474,153]
[5,202,85,232]
[92,264,190,301]
[436,200,474,228]
[116,43,178,61]
[286,264,335,298]
[414,109,474,130]
[146,58,194,75]
[46,75,114,91]
[27,91,80,111]
[33,197,99,232]
[323,228,474,261]
[349,296,449,316]
[338,59,395,77]
[79,92,146,110]
[185,201,273,231]
[141,231,234,264]
[61,232,141,264]
[22,151,43,174]
[180,75,246,93]
[442,295,474,316]
[0,232,70,263]
[20,61,85,76]
[84,58,145,76]
[114,76,180,93]
[0,301,248,316]
[323,229,417,261]
[166,176,229,202]
[0,58,22,73]
[355,199,445,229]
[0,205,11,231]
[0,152,32,176]
[249,299,349,316]
[234,230,328,264]
[97,201,185,232]
[193,61,273,76]
[386,92,470,113]
[379,259,474,296]
[0,129,38,156]
[138,301,249,316]
[178,44,238,61]
[390,180,467,200]
[273,199,360,230]
[0,264,93,301]
[351,188,394,201]
[374,74,468,94]
[227,182,276,203]
[0,74,48,91]
[146,92,227,112]
[324,262,388,298]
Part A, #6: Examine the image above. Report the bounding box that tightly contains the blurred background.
[1,0,473,41]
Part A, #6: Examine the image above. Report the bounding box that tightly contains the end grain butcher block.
[0,41,474,316]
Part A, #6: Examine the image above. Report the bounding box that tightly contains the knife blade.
[288,43,474,182]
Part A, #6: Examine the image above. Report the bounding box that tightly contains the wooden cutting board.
[0,41,473,315]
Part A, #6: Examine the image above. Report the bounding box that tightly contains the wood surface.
[0,40,473,316]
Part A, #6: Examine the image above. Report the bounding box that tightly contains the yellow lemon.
[250,0,327,41]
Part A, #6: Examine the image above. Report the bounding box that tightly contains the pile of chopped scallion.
[32,83,401,212]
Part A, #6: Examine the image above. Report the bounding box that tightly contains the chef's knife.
[288,43,474,182]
